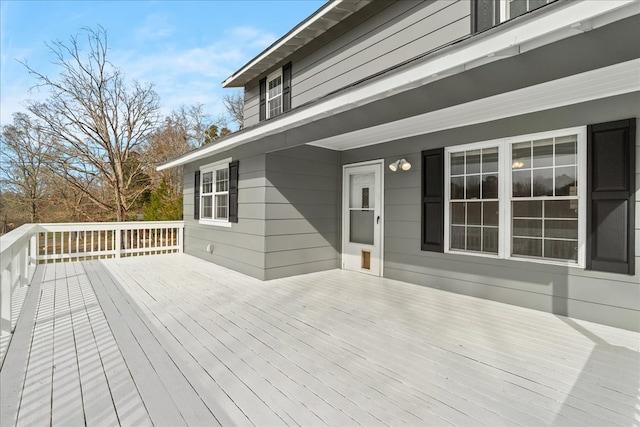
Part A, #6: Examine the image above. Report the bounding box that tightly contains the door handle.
[377,216,380,224]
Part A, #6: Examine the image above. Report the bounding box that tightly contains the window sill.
[446,249,584,269]
[199,219,232,228]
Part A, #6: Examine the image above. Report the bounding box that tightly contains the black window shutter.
[473,0,499,33]
[259,77,267,121]
[194,170,200,220]
[282,62,292,113]
[587,119,636,275]
[421,148,445,252]
[228,160,239,223]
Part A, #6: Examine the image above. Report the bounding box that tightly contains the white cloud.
[111,25,277,119]
[134,13,174,42]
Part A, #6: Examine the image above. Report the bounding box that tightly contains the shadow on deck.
[1,254,639,426]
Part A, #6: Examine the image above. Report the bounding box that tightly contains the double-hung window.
[501,0,554,20]
[266,70,282,119]
[474,0,557,33]
[259,63,291,121]
[445,127,586,266]
[199,159,231,225]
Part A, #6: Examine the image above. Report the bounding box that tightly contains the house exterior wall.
[183,152,268,279]
[243,0,471,128]
[182,145,341,280]
[264,145,341,279]
[341,95,640,331]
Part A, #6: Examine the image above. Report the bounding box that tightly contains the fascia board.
[158,0,638,171]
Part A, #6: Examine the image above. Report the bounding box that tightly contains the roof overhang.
[308,59,640,150]
[222,0,373,88]
[158,0,640,171]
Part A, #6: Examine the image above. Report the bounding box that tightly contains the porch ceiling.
[307,59,640,151]
[2,254,639,425]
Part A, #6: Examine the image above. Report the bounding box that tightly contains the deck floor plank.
[161,260,542,425]
[138,259,429,425]
[16,263,56,427]
[119,260,396,426]
[90,260,251,427]
[66,261,120,427]
[50,262,87,426]
[2,253,638,427]
[107,258,325,426]
[155,265,474,426]
[71,261,152,427]
[84,261,206,427]
[298,272,639,424]
[0,267,44,427]
[206,270,535,426]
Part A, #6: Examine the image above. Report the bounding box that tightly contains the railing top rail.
[37,221,185,232]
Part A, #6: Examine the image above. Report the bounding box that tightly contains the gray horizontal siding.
[293,0,469,107]
[342,94,640,331]
[264,146,341,280]
[244,83,260,129]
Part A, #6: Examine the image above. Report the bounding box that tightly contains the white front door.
[342,161,383,276]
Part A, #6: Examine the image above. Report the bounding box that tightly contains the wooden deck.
[1,254,638,426]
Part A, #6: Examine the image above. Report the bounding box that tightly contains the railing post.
[115,229,122,259]
[30,234,37,264]
[178,226,184,253]
[1,266,11,336]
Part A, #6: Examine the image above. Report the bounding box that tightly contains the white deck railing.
[0,221,184,337]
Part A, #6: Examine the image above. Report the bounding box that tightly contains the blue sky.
[0,0,325,126]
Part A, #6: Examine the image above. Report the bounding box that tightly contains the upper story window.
[259,62,291,121]
[474,0,557,33]
[502,0,552,20]
[267,70,282,119]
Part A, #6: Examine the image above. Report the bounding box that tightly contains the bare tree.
[222,91,244,130]
[23,26,161,221]
[0,113,55,222]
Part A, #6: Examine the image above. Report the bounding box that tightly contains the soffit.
[223,0,373,88]
[306,59,640,151]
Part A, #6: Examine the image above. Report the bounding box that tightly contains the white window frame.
[500,0,556,22]
[266,69,283,119]
[444,126,587,268]
[199,157,232,227]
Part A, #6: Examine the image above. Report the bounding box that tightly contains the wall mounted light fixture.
[388,158,411,172]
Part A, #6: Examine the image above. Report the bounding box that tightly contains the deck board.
[1,253,638,426]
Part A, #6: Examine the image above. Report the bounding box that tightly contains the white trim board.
[308,59,640,151]
[157,1,639,171]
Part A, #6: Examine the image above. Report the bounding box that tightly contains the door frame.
[341,159,385,277]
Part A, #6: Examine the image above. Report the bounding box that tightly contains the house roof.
[158,0,640,171]
[222,0,373,88]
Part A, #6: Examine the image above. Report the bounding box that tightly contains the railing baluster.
[115,229,121,259]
